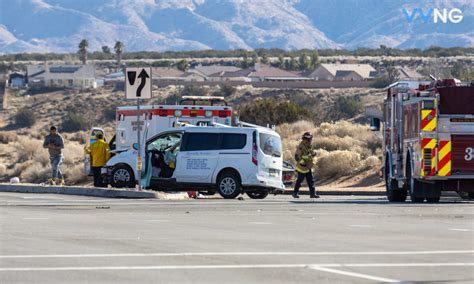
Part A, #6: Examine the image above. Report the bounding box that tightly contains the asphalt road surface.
[0,192,473,283]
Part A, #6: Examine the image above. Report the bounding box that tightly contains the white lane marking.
[350,225,372,228]
[21,218,49,220]
[0,250,472,259]
[449,228,473,232]
[21,197,56,199]
[248,222,272,225]
[309,266,399,283]
[0,263,472,272]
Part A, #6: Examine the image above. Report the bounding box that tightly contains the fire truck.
[371,78,474,202]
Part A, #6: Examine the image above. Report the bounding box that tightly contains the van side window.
[221,134,246,149]
[183,133,219,151]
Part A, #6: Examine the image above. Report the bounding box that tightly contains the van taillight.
[252,143,258,166]
[252,131,258,166]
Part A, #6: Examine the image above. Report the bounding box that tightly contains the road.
[0,192,473,283]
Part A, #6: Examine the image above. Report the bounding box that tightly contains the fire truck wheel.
[217,171,241,199]
[406,159,424,203]
[385,161,407,202]
[111,165,136,188]
[246,190,269,199]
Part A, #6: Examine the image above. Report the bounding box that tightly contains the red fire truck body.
[377,79,474,202]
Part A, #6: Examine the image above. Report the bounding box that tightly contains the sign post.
[125,67,152,191]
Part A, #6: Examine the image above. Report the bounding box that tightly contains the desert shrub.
[70,132,88,144]
[180,85,207,97]
[20,162,50,183]
[215,84,236,97]
[239,99,310,126]
[277,120,315,139]
[62,112,90,132]
[314,150,361,179]
[333,96,363,119]
[63,163,88,184]
[371,76,391,88]
[15,136,42,163]
[279,120,382,180]
[102,104,117,122]
[0,164,6,177]
[0,132,18,144]
[14,107,36,127]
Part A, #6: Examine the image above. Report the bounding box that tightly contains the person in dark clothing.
[293,132,319,199]
[43,125,65,185]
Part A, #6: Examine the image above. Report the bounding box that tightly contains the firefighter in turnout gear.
[293,132,319,199]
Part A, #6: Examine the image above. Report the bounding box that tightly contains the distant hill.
[0,0,472,53]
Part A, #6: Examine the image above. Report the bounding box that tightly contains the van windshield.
[259,133,282,157]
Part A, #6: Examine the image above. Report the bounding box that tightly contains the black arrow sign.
[136,69,149,98]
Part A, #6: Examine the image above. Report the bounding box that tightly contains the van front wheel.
[217,173,241,199]
[111,165,135,188]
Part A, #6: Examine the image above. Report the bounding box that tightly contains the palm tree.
[114,41,124,66]
[78,39,88,64]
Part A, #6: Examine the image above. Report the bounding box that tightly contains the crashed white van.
[102,125,284,199]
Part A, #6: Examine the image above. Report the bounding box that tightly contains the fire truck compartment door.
[452,135,474,175]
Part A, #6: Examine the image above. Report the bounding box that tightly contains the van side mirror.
[370,118,381,131]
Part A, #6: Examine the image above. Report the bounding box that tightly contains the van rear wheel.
[247,191,269,199]
[111,165,135,188]
[217,172,241,199]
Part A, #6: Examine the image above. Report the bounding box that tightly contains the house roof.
[213,68,253,78]
[249,64,302,78]
[152,67,184,78]
[49,66,81,73]
[193,65,241,76]
[395,66,424,79]
[335,70,362,78]
[317,64,376,79]
[9,72,26,79]
[27,64,95,78]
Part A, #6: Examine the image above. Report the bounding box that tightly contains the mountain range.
[0,0,472,54]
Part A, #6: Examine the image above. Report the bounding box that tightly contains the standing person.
[86,133,110,187]
[43,125,65,185]
[293,132,319,199]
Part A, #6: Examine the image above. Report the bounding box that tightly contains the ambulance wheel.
[111,164,135,188]
[217,172,241,199]
[406,158,424,203]
[385,160,406,202]
[247,191,269,199]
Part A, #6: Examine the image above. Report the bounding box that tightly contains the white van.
[102,125,284,199]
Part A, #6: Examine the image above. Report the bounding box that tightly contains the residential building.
[215,63,309,82]
[27,64,96,88]
[152,67,185,81]
[191,65,241,81]
[248,63,310,82]
[395,66,425,80]
[306,64,376,81]
[8,71,26,88]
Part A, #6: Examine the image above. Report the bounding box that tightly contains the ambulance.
[85,96,234,173]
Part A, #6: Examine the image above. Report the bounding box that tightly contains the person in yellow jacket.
[85,133,110,187]
[293,132,319,199]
